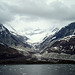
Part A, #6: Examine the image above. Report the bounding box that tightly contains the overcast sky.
[0,0,75,43]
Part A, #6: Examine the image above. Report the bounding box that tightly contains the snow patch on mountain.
[3,24,59,43]
[59,35,75,41]
[0,24,6,32]
[27,27,59,43]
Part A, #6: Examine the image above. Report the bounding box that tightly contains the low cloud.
[0,0,75,42]
[0,0,75,24]
[8,0,75,21]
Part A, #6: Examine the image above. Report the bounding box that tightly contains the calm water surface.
[0,64,75,75]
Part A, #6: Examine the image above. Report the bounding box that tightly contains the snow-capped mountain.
[40,22,75,62]
[10,31,29,43]
[26,27,59,43]
[39,22,75,62]
[0,24,38,64]
[0,24,32,51]
[40,22,75,50]
[42,27,59,41]
[4,23,59,43]
[3,24,29,43]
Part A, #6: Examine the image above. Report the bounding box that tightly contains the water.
[0,64,75,75]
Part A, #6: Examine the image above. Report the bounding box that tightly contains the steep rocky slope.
[0,24,32,52]
[39,22,75,63]
[40,22,75,50]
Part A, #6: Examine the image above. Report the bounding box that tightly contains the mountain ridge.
[39,22,75,63]
[39,22,75,50]
[0,24,31,49]
[0,22,75,64]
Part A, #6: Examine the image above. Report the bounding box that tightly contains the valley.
[0,22,75,64]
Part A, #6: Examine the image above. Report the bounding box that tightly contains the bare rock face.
[40,22,75,50]
[0,24,32,51]
[45,35,75,54]
[40,22,75,63]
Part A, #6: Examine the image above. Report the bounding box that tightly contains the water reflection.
[0,64,75,75]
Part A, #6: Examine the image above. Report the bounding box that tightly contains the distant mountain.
[52,22,75,39]
[40,22,75,50]
[52,28,59,32]
[39,22,75,63]
[0,24,32,51]
[41,35,75,54]
[10,31,28,43]
[0,24,37,64]
[42,28,59,41]
[0,22,75,64]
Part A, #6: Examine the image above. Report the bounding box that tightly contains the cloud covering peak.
[0,0,75,43]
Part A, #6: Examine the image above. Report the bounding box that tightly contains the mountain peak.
[53,22,75,39]
[0,24,4,28]
[0,24,10,33]
[0,24,3,26]
[0,24,5,27]
[39,22,75,50]
[0,24,6,32]
[66,22,75,28]
[70,22,75,25]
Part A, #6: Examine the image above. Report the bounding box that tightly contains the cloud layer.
[0,0,75,23]
[0,0,75,42]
